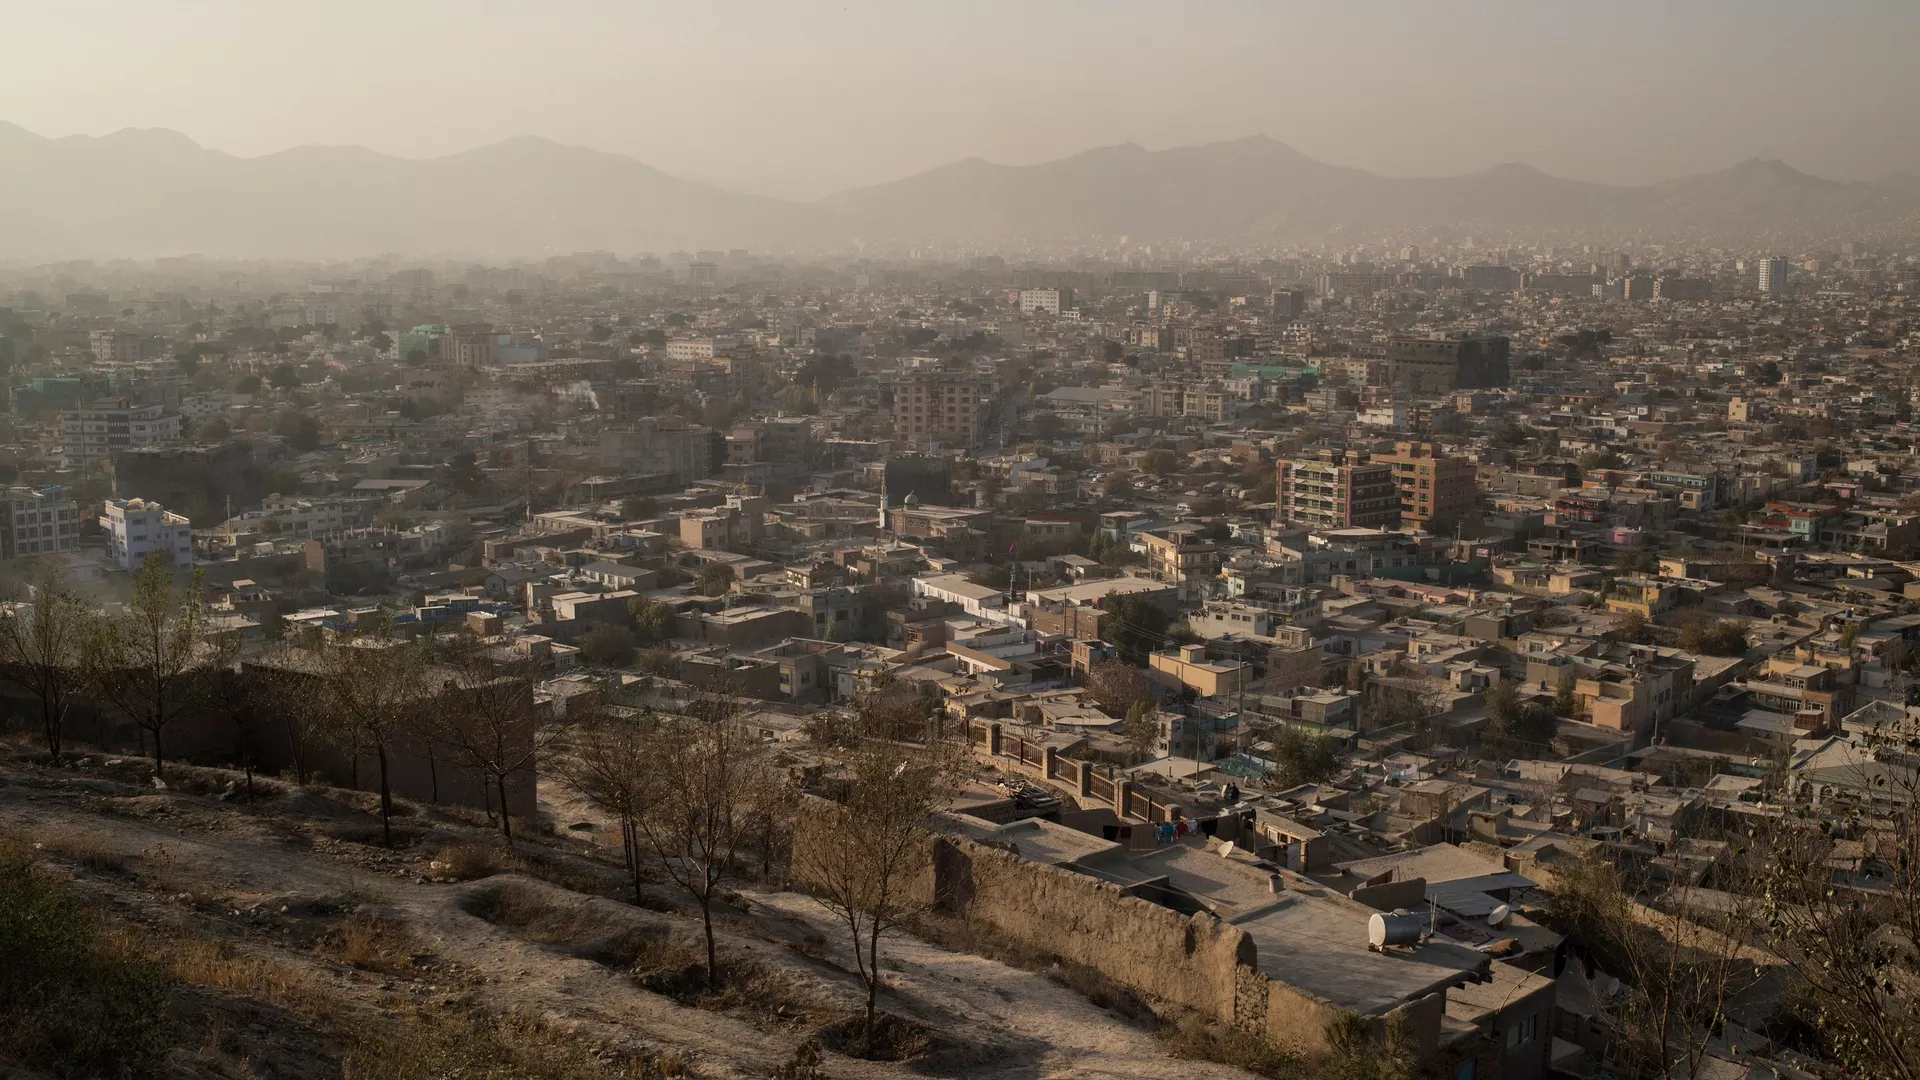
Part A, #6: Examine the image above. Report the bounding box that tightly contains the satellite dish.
[1488,904,1512,929]
[1218,841,1236,858]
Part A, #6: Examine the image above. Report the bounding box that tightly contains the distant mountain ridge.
[0,124,1912,258]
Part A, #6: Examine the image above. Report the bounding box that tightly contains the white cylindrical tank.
[1369,912,1423,950]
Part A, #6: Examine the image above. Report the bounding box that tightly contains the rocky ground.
[0,742,1262,1080]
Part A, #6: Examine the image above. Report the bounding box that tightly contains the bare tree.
[633,692,787,991]
[81,555,229,776]
[1748,718,1920,1078]
[554,706,660,903]
[315,622,430,846]
[0,567,90,758]
[1083,658,1156,716]
[249,643,329,785]
[425,644,546,839]
[1545,849,1761,1079]
[795,683,968,1047]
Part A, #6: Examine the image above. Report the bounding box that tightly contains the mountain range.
[2,125,1915,259]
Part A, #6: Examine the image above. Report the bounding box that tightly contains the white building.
[1757,257,1790,294]
[218,493,377,540]
[100,498,194,570]
[0,487,81,559]
[62,398,182,466]
[1018,288,1073,316]
[910,573,1015,625]
[665,338,716,362]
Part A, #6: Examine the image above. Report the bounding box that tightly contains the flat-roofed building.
[1277,449,1400,530]
[1372,441,1477,530]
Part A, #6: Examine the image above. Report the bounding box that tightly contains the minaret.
[878,492,889,531]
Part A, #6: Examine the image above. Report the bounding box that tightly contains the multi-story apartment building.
[1385,333,1511,392]
[1757,256,1790,294]
[725,417,814,464]
[1017,288,1073,315]
[0,486,81,559]
[1139,525,1220,596]
[1318,270,1398,299]
[678,493,768,551]
[63,397,182,466]
[442,323,498,367]
[100,497,194,570]
[665,337,717,362]
[88,330,153,364]
[598,418,716,484]
[1372,441,1477,530]
[1139,381,1231,423]
[1276,450,1401,530]
[397,324,448,362]
[893,371,994,448]
[218,494,380,541]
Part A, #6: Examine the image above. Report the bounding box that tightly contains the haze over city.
[8,1,1920,199]
[6,5,1920,1080]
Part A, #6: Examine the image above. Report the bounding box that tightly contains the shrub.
[0,844,171,1076]
[318,911,424,975]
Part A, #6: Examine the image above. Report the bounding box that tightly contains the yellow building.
[1148,644,1251,699]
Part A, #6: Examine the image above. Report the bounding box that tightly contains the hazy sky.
[7,1,1919,199]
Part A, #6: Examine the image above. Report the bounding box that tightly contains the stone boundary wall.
[792,795,1406,1054]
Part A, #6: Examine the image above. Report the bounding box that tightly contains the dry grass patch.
[436,841,515,881]
[168,936,331,1015]
[0,843,171,1077]
[317,911,427,976]
[344,1005,665,1080]
[434,839,627,895]
[30,825,133,873]
[1160,1012,1305,1079]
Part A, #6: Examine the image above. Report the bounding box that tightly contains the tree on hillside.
[0,567,90,758]
[81,555,230,777]
[634,692,787,991]
[314,623,430,846]
[425,646,546,840]
[554,707,660,903]
[795,684,969,1049]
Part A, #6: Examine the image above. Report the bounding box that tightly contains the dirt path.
[0,757,1259,1080]
[748,891,1257,1080]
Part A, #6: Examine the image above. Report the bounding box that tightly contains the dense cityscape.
[9,5,1920,1078]
[3,235,1917,1080]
